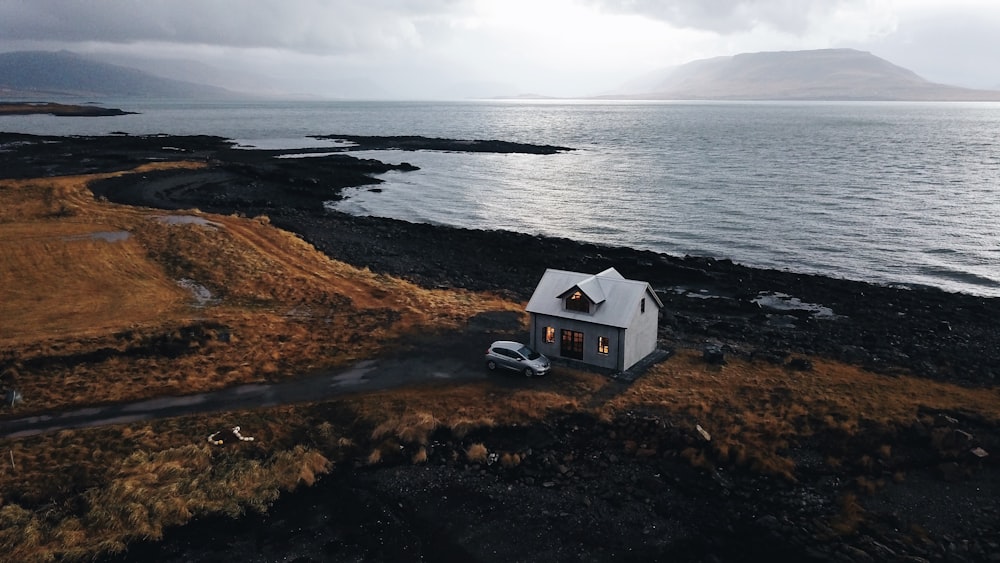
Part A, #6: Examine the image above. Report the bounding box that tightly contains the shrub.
[466,443,488,463]
[500,452,521,468]
[829,493,865,536]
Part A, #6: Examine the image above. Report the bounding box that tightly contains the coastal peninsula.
[0,101,136,117]
[0,133,997,563]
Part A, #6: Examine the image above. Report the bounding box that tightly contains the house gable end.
[645,285,664,309]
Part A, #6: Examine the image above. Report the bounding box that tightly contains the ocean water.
[4,100,999,296]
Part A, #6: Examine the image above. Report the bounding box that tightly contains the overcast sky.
[1,0,997,98]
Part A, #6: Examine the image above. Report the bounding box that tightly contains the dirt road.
[2,312,527,438]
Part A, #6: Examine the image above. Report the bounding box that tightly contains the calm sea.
[5,100,999,297]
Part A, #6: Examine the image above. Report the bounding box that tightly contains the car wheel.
[487,360,498,371]
[523,367,534,377]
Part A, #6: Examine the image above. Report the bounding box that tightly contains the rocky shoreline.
[3,132,997,562]
[73,132,999,388]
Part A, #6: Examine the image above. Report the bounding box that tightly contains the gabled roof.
[557,267,623,304]
[526,267,662,328]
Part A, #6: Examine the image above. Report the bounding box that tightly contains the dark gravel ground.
[4,132,997,562]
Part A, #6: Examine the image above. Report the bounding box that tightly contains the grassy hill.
[0,161,513,406]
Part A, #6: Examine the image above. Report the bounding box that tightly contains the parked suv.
[485,341,551,377]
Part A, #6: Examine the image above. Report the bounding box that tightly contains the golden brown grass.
[0,405,333,563]
[0,166,522,412]
[2,350,997,561]
[0,162,528,560]
[0,442,331,562]
[348,370,607,443]
[465,442,489,463]
[604,349,1000,479]
[828,492,866,536]
[0,164,205,344]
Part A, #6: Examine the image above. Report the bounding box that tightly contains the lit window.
[566,290,589,312]
[598,336,610,355]
[544,326,555,343]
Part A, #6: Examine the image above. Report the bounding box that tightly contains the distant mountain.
[91,53,279,96]
[608,49,1000,101]
[0,51,241,100]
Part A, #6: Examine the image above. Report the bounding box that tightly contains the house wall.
[622,299,660,370]
[530,313,624,371]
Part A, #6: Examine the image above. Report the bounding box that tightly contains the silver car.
[485,340,551,377]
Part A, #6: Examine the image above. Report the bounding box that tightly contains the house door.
[560,329,584,360]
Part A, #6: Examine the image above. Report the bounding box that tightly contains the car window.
[493,348,515,358]
[517,345,540,360]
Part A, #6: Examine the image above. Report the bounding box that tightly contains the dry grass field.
[0,163,998,561]
[0,163,527,561]
[0,163,520,410]
[610,350,1000,479]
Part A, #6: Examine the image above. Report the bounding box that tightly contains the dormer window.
[565,290,589,313]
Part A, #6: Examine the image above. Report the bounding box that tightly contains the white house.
[525,267,663,372]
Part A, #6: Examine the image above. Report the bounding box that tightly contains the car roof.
[490,340,525,350]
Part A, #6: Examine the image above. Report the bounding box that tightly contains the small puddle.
[674,288,726,300]
[63,231,130,243]
[122,394,209,412]
[331,360,377,386]
[153,215,221,228]
[752,292,838,318]
[177,278,217,307]
[275,151,342,159]
[0,141,35,153]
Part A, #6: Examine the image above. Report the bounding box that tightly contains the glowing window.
[566,290,589,312]
[598,336,610,355]
[544,326,555,343]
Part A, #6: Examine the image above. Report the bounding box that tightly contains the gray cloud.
[586,0,860,34]
[0,0,462,54]
[1,0,994,99]
[851,10,1000,89]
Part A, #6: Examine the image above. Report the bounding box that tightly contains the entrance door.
[560,329,584,360]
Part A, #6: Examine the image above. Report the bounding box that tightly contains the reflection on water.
[6,100,999,296]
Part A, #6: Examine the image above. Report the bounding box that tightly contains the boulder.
[703,345,726,364]
[937,461,965,482]
[3,389,22,407]
[788,357,814,371]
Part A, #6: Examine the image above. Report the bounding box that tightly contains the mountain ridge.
[604,48,1000,101]
[0,50,243,100]
[2,48,999,102]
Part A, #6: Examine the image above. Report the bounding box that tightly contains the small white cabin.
[525,267,662,372]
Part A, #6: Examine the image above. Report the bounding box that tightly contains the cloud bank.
[0,0,996,98]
